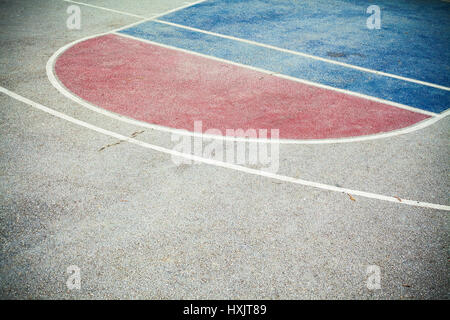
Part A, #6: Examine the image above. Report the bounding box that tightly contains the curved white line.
[47,34,449,145]
[47,0,448,145]
[1,86,449,211]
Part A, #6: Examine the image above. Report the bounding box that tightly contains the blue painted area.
[119,20,449,113]
[158,0,450,89]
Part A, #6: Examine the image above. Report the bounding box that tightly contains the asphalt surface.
[0,0,448,299]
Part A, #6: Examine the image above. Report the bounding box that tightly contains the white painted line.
[48,0,447,145]
[153,19,450,92]
[48,32,448,145]
[57,0,209,43]
[62,0,146,18]
[61,0,208,24]
[114,32,437,118]
[60,0,450,92]
[1,86,449,211]
[149,0,208,20]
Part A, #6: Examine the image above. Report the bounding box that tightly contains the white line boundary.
[152,19,450,91]
[47,31,450,145]
[50,33,450,144]
[61,0,450,91]
[63,0,146,18]
[113,31,437,119]
[1,86,449,211]
[48,0,450,145]
[62,0,208,24]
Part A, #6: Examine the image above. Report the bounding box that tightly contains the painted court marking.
[49,36,446,144]
[47,0,448,144]
[152,19,449,92]
[3,0,448,211]
[54,33,430,140]
[62,0,450,91]
[63,0,147,18]
[1,85,449,211]
[118,3,449,114]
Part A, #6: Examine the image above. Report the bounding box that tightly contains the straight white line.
[153,19,450,92]
[62,0,146,18]
[61,0,208,23]
[136,0,208,22]
[60,0,450,91]
[1,86,449,211]
[114,32,437,117]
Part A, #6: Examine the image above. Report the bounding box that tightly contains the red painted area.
[55,34,429,140]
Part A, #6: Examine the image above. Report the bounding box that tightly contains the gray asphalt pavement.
[0,0,448,299]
